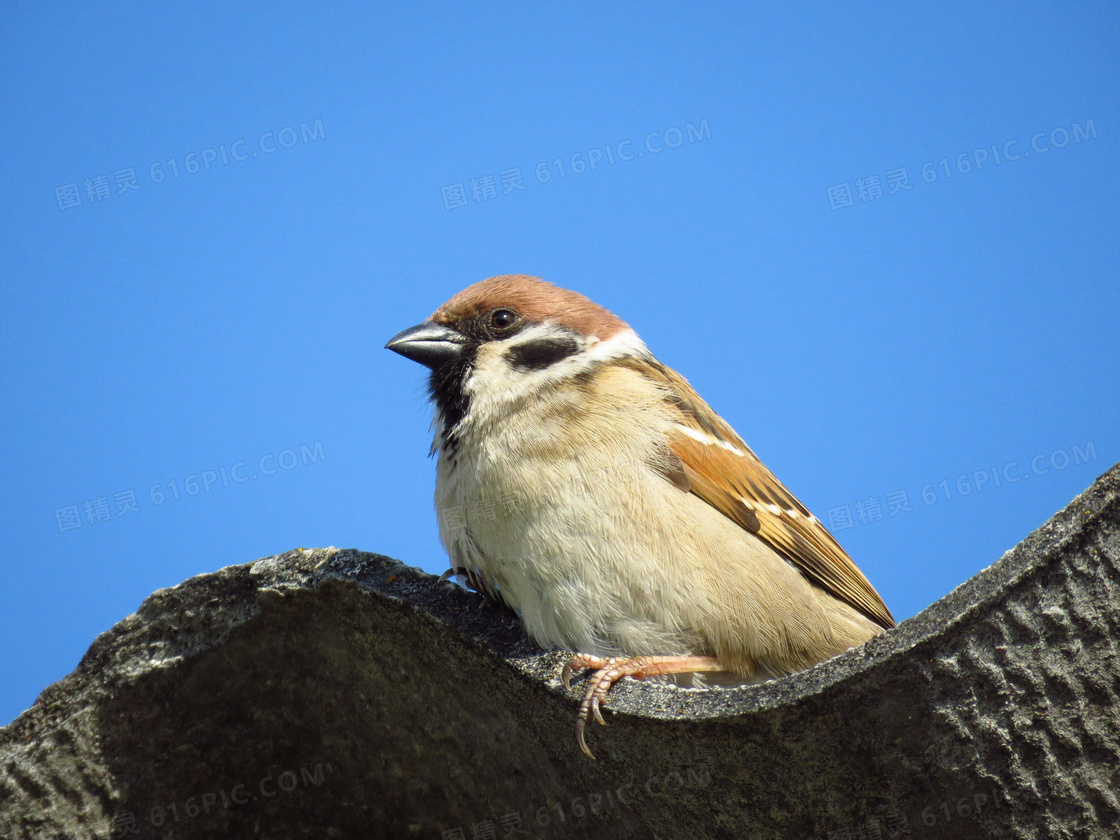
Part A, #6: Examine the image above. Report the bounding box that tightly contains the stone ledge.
[1,463,1118,839]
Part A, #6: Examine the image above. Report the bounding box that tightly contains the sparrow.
[386,274,894,758]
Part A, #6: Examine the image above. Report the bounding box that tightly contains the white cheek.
[460,326,652,422]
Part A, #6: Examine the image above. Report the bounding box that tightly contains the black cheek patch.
[505,337,581,371]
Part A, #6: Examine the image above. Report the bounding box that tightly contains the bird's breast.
[433,431,713,658]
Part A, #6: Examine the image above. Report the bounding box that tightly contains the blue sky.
[1,3,1117,726]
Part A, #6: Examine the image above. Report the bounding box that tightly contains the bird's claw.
[591,694,606,726]
[562,653,628,759]
[561,660,575,691]
[561,653,727,758]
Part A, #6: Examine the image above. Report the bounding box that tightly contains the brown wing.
[638,360,895,629]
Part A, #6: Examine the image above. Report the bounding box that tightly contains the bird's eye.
[490,308,518,330]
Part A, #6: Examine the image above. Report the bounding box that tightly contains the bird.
[386,274,895,758]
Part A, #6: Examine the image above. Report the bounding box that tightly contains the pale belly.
[434,449,710,660]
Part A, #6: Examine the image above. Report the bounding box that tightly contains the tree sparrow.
[387,275,894,757]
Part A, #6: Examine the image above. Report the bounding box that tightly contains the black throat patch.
[427,351,475,456]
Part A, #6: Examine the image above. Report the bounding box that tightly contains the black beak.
[385,322,466,369]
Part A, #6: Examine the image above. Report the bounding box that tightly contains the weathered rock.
[2,463,1119,839]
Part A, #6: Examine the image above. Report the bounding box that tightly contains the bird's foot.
[561,653,725,759]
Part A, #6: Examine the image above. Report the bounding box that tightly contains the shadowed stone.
[2,463,1118,839]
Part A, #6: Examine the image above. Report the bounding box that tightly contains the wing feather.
[637,360,895,629]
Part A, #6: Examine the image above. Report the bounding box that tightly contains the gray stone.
[2,463,1119,839]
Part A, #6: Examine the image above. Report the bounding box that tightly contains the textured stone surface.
[1,463,1118,839]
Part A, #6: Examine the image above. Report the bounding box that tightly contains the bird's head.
[386,275,650,443]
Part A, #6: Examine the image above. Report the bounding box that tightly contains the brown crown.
[431,275,630,339]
